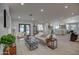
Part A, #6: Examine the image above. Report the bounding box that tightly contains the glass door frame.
[19,24,31,35]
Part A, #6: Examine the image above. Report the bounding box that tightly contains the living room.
[0,3,79,55]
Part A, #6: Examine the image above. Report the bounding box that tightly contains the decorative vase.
[3,43,16,55]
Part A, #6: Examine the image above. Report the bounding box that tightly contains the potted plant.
[0,34,16,55]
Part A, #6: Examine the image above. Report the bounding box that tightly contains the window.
[37,24,43,31]
[70,24,76,30]
[78,24,79,29]
[66,24,70,30]
[19,25,25,32]
[19,24,31,35]
[25,25,30,35]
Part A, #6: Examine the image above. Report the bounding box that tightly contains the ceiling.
[4,3,79,23]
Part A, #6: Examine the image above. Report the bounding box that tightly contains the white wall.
[48,15,79,34]
[11,19,33,35]
[0,4,11,36]
[11,19,51,35]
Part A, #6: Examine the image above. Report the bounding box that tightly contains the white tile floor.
[16,34,79,55]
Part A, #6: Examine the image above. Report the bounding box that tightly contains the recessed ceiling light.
[72,12,74,15]
[21,3,24,5]
[65,6,68,8]
[41,9,44,12]
[18,16,21,19]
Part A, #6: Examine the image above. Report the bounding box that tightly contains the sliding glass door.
[19,24,31,35]
[19,24,25,33]
[25,25,30,35]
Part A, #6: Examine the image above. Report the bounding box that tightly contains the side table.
[46,38,57,49]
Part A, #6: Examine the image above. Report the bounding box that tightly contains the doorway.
[19,24,31,35]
